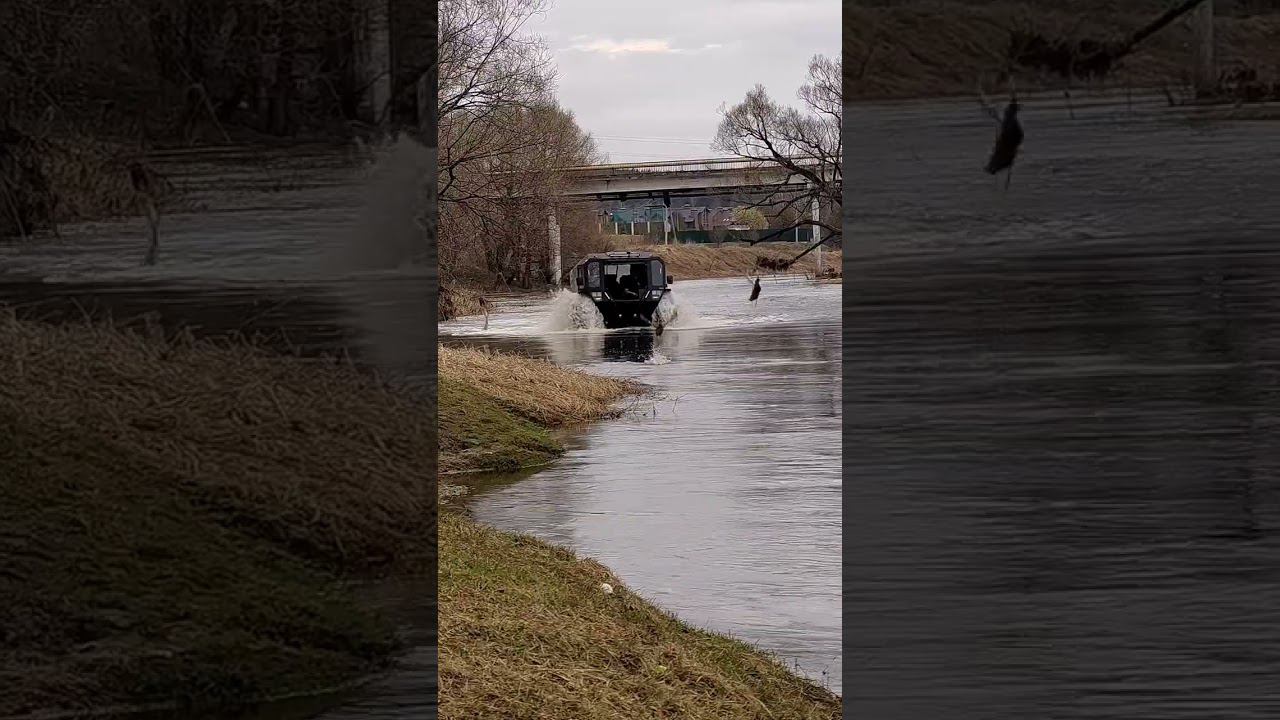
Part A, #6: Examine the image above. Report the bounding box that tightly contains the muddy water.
[440,276,843,692]
[847,95,1280,718]
[0,142,436,717]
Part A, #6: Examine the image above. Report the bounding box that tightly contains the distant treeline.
[0,0,433,142]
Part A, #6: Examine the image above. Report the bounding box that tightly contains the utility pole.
[811,191,822,278]
[1193,0,1216,99]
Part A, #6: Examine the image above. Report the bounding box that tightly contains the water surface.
[846,95,1280,718]
[441,276,843,692]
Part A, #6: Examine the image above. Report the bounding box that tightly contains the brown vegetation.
[0,128,181,240]
[438,345,640,473]
[617,241,842,281]
[439,281,488,322]
[438,0,600,289]
[0,312,434,715]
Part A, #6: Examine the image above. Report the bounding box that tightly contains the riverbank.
[438,346,641,475]
[846,0,1280,100]
[437,345,841,719]
[629,241,842,281]
[0,312,434,718]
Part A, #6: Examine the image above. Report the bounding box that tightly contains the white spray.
[542,289,605,331]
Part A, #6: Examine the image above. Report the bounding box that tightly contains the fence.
[667,228,815,244]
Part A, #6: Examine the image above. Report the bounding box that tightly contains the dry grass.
[439,513,841,719]
[1,132,185,240]
[0,312,434,567]
[440,346,640,427]
[611,241,842,281]
[0,312,434,716]
[439,282,487,321]
[846,1,1280,99]
[438,346,641,474]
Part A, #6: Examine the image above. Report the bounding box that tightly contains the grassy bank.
[626,241,842,281]
[0,313,434,717]
[438,346,841,719]
[846,0,1280,100]
[438,346,639,474]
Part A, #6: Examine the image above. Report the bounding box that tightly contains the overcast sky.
[525,0,840,163]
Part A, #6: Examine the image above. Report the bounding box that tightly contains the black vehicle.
[568,251,673,329]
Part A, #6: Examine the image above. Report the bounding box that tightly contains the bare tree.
[714,54,842,266]
[437,0,603,287]
[437,0,556,203]
[441,98,599,286]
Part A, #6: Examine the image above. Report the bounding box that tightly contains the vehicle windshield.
[602,261,649,299]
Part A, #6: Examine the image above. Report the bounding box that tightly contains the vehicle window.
[650,259,665,285]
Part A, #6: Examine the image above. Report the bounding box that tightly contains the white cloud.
[569,38,677,55]
[566,38,729,57]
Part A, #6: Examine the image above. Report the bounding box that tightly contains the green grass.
[439,514,841,719]
[438,377,562,474]
[0,410,395,716]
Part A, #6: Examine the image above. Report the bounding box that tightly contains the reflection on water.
[847,97,1280,718]
[441,277,843,692]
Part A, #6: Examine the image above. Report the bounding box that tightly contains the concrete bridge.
[557,157,832,201]
[540,156,840,284]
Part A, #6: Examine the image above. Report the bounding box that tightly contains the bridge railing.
[559,156,829,177]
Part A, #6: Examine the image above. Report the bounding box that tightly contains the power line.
[594,135,714,145]
[602,151,733,160]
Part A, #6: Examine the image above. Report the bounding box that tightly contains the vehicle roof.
[576,251,659,263]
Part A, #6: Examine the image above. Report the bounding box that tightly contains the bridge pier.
[548,210,562,287]
[663,192,672,245]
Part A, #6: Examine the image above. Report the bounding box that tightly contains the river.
[846,94,1280,718]
[0,141,437,718]
[439,275,844,693]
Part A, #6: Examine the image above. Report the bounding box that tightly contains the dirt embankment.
[634,242,843,281]
[436,346,841,719]
[0,313,434,717]
[846,1,1280,100]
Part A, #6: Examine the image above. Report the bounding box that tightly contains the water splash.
[539,288,702,333]
[542,289,605,331]
[657,291,699,329]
